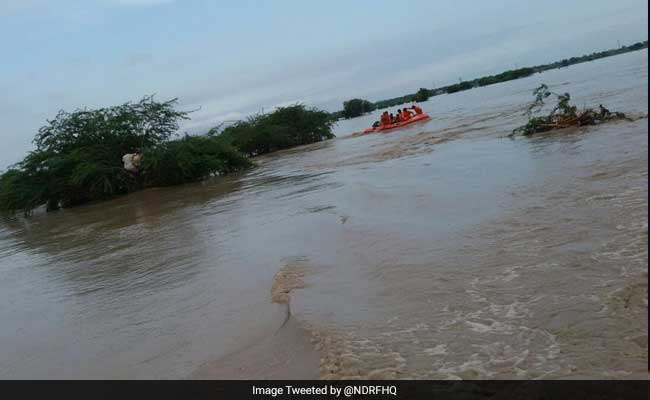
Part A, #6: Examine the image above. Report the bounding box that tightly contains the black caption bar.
[2,380,648,400]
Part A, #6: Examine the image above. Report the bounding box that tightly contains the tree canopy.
[413,88,431,103]
[342,99,376,119]
[217,104,335,157]
[0,97,251,215]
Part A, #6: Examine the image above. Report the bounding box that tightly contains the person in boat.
[389,113,396,124]
[380,111,391,126]
[372,121,380,128]
[396,109,403,122]
[410,104,423,115]
[396,108,410,122]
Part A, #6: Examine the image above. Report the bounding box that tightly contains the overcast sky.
[0,0,647,167]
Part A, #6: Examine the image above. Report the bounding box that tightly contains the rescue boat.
[362,113,431,134]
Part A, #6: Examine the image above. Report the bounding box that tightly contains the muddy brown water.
[0,50,647,379]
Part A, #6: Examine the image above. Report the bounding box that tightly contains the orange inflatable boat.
[363,113,431,134]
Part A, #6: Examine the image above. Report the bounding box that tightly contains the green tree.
[445,81,473,94]
[142,135,252,186]
[342,98,376,118]
[413,88,431,103]
[217,104,335,157]
[0,96,253,216]
[33,96,186,156]
[0,96,190,215]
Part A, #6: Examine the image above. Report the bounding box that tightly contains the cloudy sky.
[0,0,647,167]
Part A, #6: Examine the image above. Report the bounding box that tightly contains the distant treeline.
[333,40,648,119]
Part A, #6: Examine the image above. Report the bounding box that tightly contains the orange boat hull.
[363,113,431,134]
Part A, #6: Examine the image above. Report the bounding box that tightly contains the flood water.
[0,50,647,379]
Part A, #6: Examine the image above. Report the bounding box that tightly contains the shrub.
[217,104,335,157]
[342,99,376,118]
[413,88,431,103]
[510,84,629,137]
[0,99,332,215]
[1,96,191,215]
[445,81,473,94]
[142,135,252,186]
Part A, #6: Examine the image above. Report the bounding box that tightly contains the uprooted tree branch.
[509,84,631,137]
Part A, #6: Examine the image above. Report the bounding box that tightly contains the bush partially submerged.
[510,84,629,137]
[341,99,376,118]
[413,88,430,103]
[34,96,187,154]
[0,96,251,215]
[1,99,335,216]
[217,104,335,157]
[1,96,189,215]
[142,136,252,186]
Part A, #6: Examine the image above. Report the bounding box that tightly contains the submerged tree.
[342,99,376,119]
[0,96,254,216]
[1,96,191,215]
[33,96,188,155]
[217,104,335,157]
[413,88,431,103]
[1,98,336,216]
[510,84,630,137]
[142,135,252,186]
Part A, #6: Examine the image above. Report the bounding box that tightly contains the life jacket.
[381,113,390,125]
[413,106,423,115]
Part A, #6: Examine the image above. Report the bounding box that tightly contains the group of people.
[372,104,424,128]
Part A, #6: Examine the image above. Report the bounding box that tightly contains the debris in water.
[509,84,637,137]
